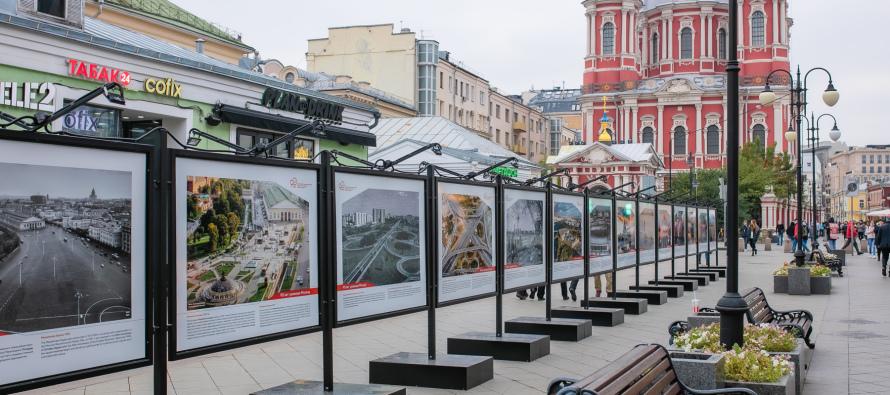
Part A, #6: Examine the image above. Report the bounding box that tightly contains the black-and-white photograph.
[341,189,421,286]
[0,162,132,333]
[589,199,612,257]
[504,198,544,268]
[639,203,655,252]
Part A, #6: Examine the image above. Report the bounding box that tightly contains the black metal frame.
[614,198,638,271]
[637,199,657,267]
[586,192,614,277]
[329,166,430,327]
[166,149,324,361]
[0,129,154,394]
[550,189,588,285]
[501,184,549,294]
[434,177,499,308]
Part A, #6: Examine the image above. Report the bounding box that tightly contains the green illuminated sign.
[491,167,518,178]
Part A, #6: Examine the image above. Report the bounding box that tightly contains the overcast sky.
[177,0,882,148]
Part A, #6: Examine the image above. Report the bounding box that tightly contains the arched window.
[642,127,654,145]
[718,29,727,60]
[752,11,765,46]
[707,125,720,154]
[285,72,295,83]
[603,23,615,55]
[680,28,693,59]
[651,33,659,62]
[674,127,686,155]
[752,124,766,148]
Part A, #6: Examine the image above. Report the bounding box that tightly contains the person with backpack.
[875,218,890,276]
[749,220,761,256]
[776,222,785,246]
[740,220,750,251]
[787,220,797,252]
[843,219,864,255]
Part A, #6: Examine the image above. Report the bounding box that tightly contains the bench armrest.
[547,377,580,395]
[699,307,718,313]
[772,309,814,322]
[668,320,689,345]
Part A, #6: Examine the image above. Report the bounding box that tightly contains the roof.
[642,0,728,12]
[546,142,663,166]
[369,116,540,167]
[104,0,253,50]
[262,183,303,209]
[526,89,582,114]
[372,138,531,168]
[0,10,378,113]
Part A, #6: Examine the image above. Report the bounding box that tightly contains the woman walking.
[866,220,877,258]
[740,220,750,252]
[749,220,761,256]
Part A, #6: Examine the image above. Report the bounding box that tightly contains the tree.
[200,208,216,230]
[226,212,240,235]
[187,195,200,219]
[208,223,219,251]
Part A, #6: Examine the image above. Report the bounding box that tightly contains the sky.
[0,162,131,199]
[175,0,884,148]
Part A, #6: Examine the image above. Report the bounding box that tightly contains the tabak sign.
[261,87,344,123]
[67,59,131,86]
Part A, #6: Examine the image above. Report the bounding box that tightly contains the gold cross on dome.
[602,95,608,112]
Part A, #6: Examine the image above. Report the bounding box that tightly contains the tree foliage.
[208,223,219,251]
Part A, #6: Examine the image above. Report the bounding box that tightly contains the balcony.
[512,145,527,155]
[513,122,527,133]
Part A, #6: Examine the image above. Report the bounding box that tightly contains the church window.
[752,11,765,46]
[680,28,693,59]
[651,33,659,62]
[673,127,686,155]
[642,127,654,144]
[718,29,727,59]
[707,125,720,155]
[603,23,615,55]
[752,124,766,149]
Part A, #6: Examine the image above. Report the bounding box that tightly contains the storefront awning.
[217,105,377,147]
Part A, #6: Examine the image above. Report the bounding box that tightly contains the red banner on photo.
[476,267,497,273]
[268,288,318,300]
[337,282,376,291]
[0,332,8,336]
[505,264,522,269]
[572,256,584,261]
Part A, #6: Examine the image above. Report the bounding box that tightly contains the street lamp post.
[760,67,840,266]
[806,113,841,249]
[685,152,695,271]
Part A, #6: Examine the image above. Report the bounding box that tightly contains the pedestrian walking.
[827,218,839,250]
[866,220,877,258]
[843,219,864,255]
[740,220,750,251]
[776,222,785,246]
[802,221,811,252]
[594,273,612,298]
[749,220,760,255]
[875,218,890,276]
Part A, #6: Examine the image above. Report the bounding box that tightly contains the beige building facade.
[824,145,890,221]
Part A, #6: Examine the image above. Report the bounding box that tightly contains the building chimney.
[195,38,205,54]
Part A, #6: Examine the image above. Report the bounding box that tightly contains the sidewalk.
[21,245,870,395]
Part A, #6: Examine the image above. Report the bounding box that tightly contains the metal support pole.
[319,151,335,391]
[583,188,591,308]
[654,197,660,285]
[671,202,677,278]
[495,175,504,337]
[545,181,553,321]
[716,0,747,350]
[634,194,640,292]
[426,166,438,359]
[151,127,169,395]
[794,67,805,267]
[611,191,618,301]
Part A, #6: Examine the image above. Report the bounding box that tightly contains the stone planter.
[764,239,772,251]
[726,373,794,395]
[810,275,831,294]
[688,312,721,329]
[738,238,746,252]
[784,242,792,253]
[787,267,810,296]
[769,339,811,395]
[774,275,788,293]
[669,351,725,390]
[831,249,846,266]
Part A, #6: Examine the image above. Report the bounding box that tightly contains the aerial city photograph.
[504,197,544,268]
[440,193,493,277]
[185,176,310,310]
[0,162,133,333]
[341,189,421,286]
[553,201,583,262]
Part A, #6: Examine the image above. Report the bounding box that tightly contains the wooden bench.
[668,287,816,349]
[809,244,844,277]
[546,344,756,395]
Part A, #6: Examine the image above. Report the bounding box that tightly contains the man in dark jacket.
[875,218,890,276]
[776,223,785,246]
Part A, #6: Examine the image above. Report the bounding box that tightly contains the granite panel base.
[251,381,406,395]
[668,352,724,390]
[447,332,549,362]
[678,271,719,281]
[606,290,668,305]
[690,267,727,277]
[629,284,684,297]
[580,297,648,315]
[726,374,794,395]
[788,267,811,295]
[648,279,698,291]
[688,312,721,329]
[368,352,493,390]
[831,249,846,266]
[810,276,831,295]
[504,317,592,341]
[551,306,624,326]
[774,275,789,293]
[664,274,710,286]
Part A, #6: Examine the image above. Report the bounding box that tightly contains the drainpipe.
[368,112,381,130]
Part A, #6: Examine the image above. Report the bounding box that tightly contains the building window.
[285,73,295,83]
[879,155,883,164]
[37,0,65,18]
[449,77,452,92]
[603,23,615,55]
[480,91,484,103]
[707,125,720,154]
[680,28,693,59]
[860,200,865,209]
[651,33,659,62]
[642,127,654,144]
[417,64,436,116]
[505,109,510,121]
[61,100,121,138]
[871,167,875,173]
[752,11,765,46]
[863,155,867,163]
[871,155,875,163]
[496,105,501,118]
[718,29,727,59]
[673,127,686,155]
[880,167,883,173]
[440,72,443,88]
[863,167,867,173]
[752,124,766,149]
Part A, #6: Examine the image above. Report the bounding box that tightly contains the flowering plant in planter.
[673,322,723,353]
[772,261,790,276]
[810,265,831,277]
[744,323,797,352]
[723,344,793,383]
[823,252,837,260]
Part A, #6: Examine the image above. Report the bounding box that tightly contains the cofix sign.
[261,87,344,123]
[67,59,131,85]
